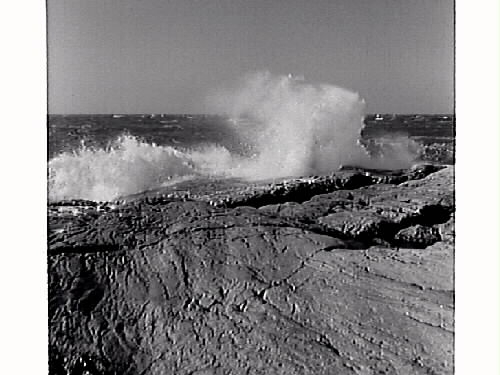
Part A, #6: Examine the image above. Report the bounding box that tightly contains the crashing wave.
[49,72,418,202]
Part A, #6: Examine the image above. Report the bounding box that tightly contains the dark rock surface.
[394,225,442,248]
[48,166,454,375]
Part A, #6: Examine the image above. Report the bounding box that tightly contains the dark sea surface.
[48,113,454,158]
[48,114,242,158]
[48,114,454,202]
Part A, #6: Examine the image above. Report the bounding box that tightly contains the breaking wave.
[208,71,416,177]
[49,71,418,202]
[48,135,238,202]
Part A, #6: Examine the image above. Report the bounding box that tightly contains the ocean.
[48,114,241,159]
[48,113,454,203]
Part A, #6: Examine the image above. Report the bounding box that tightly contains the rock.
[48,166,455,375]
[394,224,442,248]
[318,210,392,240]
[438,213,455,243]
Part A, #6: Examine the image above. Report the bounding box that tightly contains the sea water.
[48,72,454,202]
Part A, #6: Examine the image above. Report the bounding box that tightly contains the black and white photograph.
[0,0,477,373]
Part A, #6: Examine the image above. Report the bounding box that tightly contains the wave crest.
[49,72,418,202]
[48,135,234,202]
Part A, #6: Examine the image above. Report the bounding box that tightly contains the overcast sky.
[48,0,454,114]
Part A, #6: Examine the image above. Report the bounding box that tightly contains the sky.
[48,0,454,114]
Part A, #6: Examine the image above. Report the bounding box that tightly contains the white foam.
[209,71,416,179]
[49,135,219,201]
[49,72,418,202]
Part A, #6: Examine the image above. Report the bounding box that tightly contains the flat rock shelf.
[48,165,454,375]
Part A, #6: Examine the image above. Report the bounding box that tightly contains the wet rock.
[48,166,455,375]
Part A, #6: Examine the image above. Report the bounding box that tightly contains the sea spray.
[209,71,416,179]
[49,72,419,202]
[48,135,231,202]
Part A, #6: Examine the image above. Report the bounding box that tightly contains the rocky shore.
[48,165,454,375]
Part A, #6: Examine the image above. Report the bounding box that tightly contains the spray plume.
[49,71,417,202]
